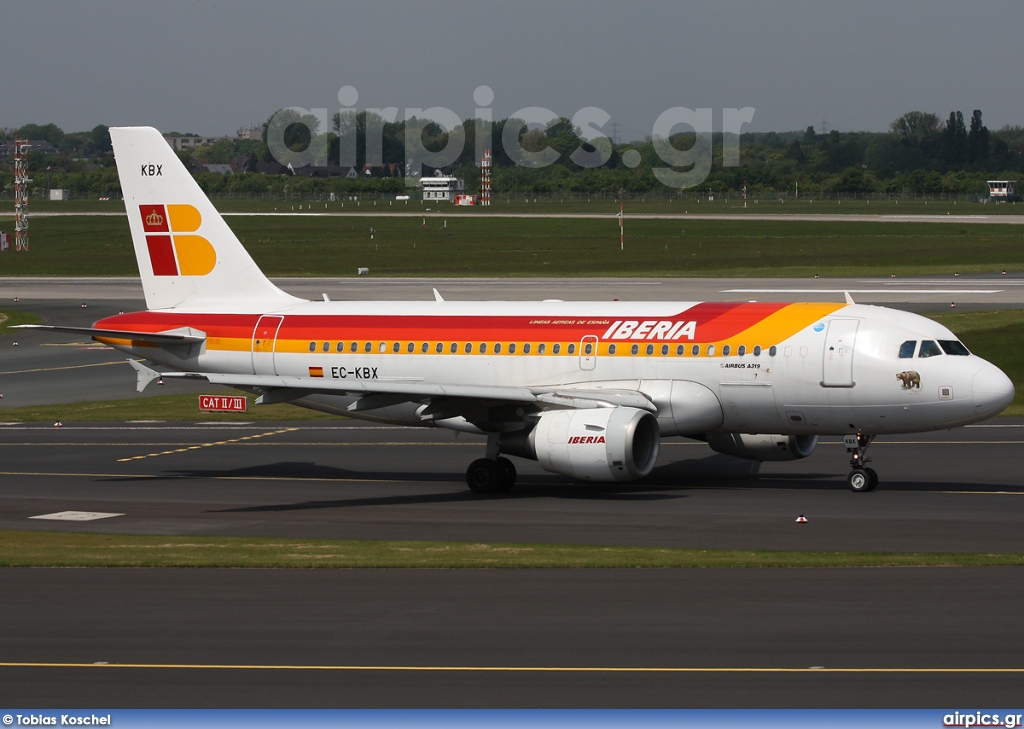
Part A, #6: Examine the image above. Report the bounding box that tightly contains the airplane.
[18,126,1015,494]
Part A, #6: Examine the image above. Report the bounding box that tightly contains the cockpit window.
[939,339,971,356]
[898,340,916,359]
[919,340,943,358]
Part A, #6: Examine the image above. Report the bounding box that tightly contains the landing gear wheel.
[495,456,517,492]
[847,468,878,492]
[864,467,878,492]
[466,458,503,494]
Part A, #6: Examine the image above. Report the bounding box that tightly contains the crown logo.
[146,210,164,227]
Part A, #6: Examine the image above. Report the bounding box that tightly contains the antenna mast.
[14,139,31,251]
[480,148,491,206]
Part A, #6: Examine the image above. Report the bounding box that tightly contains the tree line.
[2,109,1023,200]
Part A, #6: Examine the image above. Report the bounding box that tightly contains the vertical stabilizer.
[110,126,302,311]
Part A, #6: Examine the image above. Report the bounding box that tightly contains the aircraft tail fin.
[110,126,302,312]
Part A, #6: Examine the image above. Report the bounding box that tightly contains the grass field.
[0,308,41,333]
[0,213,1022,277]
[1,531,1020,569]
[0,390,335,421]
[5,194,1024,217]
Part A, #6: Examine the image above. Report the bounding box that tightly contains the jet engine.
[705,433,818,462]
[500,406,660,482]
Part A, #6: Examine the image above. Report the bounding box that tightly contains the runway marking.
[968,424,1024,428]
[941,491,1024,495]
[0,470,401,484]
[1,661,1023,674]
[723,289,1002,294]
[0,442,479,447]
[0,361,128,376]
[29,511,124,521]
[0,425,417,431]
[116,428,300,462]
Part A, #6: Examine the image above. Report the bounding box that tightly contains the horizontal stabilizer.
[12,325,205,346]
[14,324,207,345]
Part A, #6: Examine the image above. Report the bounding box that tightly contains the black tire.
[864,467,879,492]
[847,468,872,492]
[495,456,517,492]
[466,458,502,494]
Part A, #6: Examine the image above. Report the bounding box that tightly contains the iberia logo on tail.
[139,204,217,276]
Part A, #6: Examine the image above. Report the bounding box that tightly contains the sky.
[4,0,1023,141]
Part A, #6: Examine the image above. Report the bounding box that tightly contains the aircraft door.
[579,335,598,370]
[251,315,284,375]
[822,319,858,387]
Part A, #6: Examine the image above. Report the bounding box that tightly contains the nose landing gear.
[844,432,877,492]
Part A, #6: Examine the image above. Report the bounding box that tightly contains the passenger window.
[464,343,472,353]
[898,340,916,359]
[691,344,700,356]
[337,342,345,352]
[677,344,685,355]
[523,343,532,354]
[494,343,502,354]
[553,343,561,354]
[608,344,616,355]
[538,343,546,354]
[407,342,414,353]
[646,344,654,355]
[308,342,316,352]
[323,342,330,352]
[479,343,487,353]
[722,345,731,356]
[753,345,761,356]
[379,342,387,353]
[939,340,971,356]
[509,343,517,354]
[567,343,575,354]
[420,342,428,353]
[450,343,458,353]
[631,344,639,355]
[707,345,716,356]
[351,342,358,353]
[919,340,942,358]
[393,342,400,353]
[584,343,593,355]
[364,342,372,353]
[738,345,746,356]
[661,344,669,355]
[435,343,443,353]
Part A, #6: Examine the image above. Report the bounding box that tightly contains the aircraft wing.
[126,360,655,414]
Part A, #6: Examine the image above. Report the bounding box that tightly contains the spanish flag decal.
[139,204,217,276]
[309,366,324,378]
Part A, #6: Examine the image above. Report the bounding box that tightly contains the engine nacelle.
[705,433,818,462]
[500,406,660,482]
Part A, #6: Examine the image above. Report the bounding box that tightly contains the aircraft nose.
[973,363,1015,419]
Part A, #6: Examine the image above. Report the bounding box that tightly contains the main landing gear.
[465,434,517,494]
[844,432,878,492]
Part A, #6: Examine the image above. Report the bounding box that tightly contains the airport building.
[164,134,231,151]
[420,171,465,202]
[987,180,1020,202]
